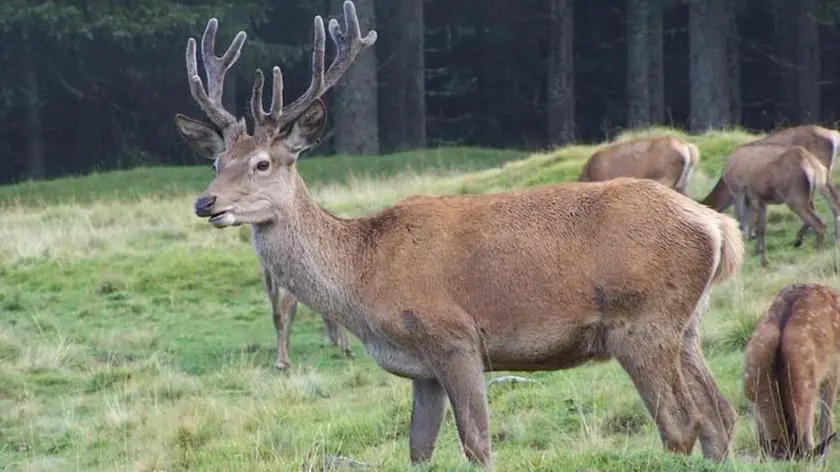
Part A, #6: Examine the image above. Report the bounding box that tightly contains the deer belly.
[364,339,433,379]
[486,324,610,371]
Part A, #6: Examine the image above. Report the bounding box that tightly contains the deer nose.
[194,195,217,217]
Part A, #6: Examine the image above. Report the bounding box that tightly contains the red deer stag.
[720,144,838,267]
[173,2,744,468]
[262,267,353,370]
[702,125,840,244]
[579,135,700,196]
[744,283,840,461]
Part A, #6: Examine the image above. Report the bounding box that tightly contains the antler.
[251,0,378,136]
[185,18,247,137]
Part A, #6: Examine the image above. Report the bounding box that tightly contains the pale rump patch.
[675,142,698,192]
[830,130,839,172]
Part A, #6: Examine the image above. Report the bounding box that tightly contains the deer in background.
[717,144,839,267]
[744,283,840,461]
[174,2,744,468]
[702,125,840,244]
[579,135,700,196]
[262,266,353,370]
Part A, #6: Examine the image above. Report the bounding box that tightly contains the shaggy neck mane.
[251,172,371,331]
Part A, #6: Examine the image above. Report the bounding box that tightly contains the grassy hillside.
[2,132,840,471]
[0,147,524,208]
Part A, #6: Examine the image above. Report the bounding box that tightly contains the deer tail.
[711,211,744,284]
[675,142,700,192]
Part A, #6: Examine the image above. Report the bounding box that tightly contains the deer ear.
[282,99,327,156]
[174,114,226,159]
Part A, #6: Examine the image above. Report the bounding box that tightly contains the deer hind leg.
[680,311,736,461]
[408,378,447,465]
[608,323,701,457]
[820,183,840,245]
[815,374,838,458]
[787,197,826,251]
[792,185,835,248]
[780,355,819,459]
[323,316,354,359]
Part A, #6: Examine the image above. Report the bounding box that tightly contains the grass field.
[2,129,840,471]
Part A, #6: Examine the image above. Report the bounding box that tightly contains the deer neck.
[251,174,367,329]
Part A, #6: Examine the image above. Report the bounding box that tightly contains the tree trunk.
[547,0,575,145]
[376,0,425,153]
[648,3,665,125]
[330,0,378,155]
[797,0,820,123]
[726,0,741,125]
[17,33,45,180]
[627,0,650,128]
[774,0,797,124]
[689,0,731,131]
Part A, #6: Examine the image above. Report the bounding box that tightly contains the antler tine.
[251,69,266,127]
[251,66,285,133]
[323,1,377,90]
[185,18,247,133]
[274,0,376,130]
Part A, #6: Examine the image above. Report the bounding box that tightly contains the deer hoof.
[343,349,355,359]
[275,360,291,371]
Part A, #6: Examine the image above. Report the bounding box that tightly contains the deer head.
[174,1,376,228]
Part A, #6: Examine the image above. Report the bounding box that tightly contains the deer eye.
[256,160,270,172]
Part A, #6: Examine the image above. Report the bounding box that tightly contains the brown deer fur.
[702,125,840,244]
[744,283,840,461]
[721,144,839,267]
[579,136,700,195]
[173,3,745,468]
[261,266,353,370]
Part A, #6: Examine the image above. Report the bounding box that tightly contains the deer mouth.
[208,211,236,228]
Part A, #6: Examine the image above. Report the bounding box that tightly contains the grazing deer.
[579,135,700,196]
[173,3,744,468]
[702,125,840,244]
[262,266,353,370]
[744,283,840,461]
[721,144,839,267]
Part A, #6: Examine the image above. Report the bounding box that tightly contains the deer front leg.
[733,192,750,237]
[756,202,769,267]
[263,266,297,370]
[409,378,447,465]
[434,351,492,468]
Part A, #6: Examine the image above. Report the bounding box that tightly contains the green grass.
[2,133,840,471]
